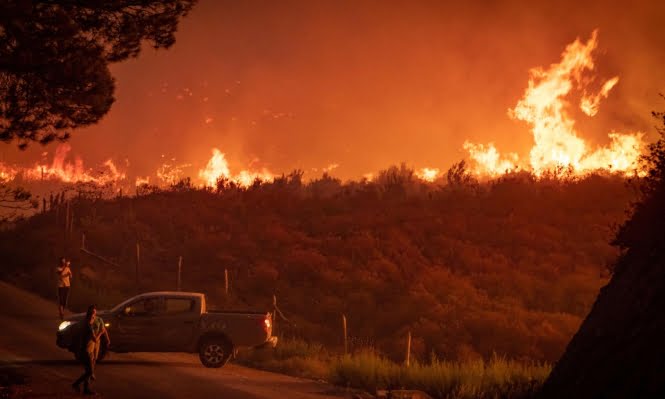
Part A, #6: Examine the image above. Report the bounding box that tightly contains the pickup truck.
[56,291,277,368]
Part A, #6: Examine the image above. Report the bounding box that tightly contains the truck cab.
[57,291,276,367]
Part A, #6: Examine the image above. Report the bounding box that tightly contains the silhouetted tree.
[446,160,476,186]
[612,104,665,273]
[308,173,342,199]
[0,185,36,221]
[0,0,197,148]
[376,163,416,198]
[171,177,193,192]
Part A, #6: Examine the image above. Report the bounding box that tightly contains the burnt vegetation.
[0,163,635,364]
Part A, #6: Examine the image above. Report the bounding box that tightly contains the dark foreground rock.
[541,121,665,398]
[540,254,665,399]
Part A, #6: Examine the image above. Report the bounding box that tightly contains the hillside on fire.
[0,167,634,363]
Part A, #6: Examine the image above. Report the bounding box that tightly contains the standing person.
[72,305,103,395]
[91,308,110,379]
[56,258,72,320]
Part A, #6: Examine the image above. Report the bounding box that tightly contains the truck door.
[156,297,200,351]
[113,296,165,352]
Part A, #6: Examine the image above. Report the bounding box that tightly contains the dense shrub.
[0,170,633,363]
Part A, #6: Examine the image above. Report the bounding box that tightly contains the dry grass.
[236,339,550,399]
[234,338,330,380]
[329,351,550,399]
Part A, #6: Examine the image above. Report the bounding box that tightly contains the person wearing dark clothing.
[72,305,107,395]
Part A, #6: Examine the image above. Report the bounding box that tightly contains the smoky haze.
[2,0,664,182]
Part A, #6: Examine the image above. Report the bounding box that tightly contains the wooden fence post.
[65,200,70,235]
[406,331,412,367]
[177,256,183,291]
[343,314,348,355]
[272,294,277,336]
[224,269,228,295]
[135,242,140,291]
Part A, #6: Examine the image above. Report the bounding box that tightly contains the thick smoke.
[2,0,663,181]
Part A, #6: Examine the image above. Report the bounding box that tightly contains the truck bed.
[200,311,272,348]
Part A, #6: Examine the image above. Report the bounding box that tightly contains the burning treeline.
[0,31,648,193]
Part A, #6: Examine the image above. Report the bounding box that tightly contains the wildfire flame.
[135,176,150,186]
[580,77,619,117]
[1,144,125,185]
[2,30,647,193]
[463,142,519,177]
[416,167,441,182]
[465,30,644,177]
[0,163,19,183]
[198,148,274,188]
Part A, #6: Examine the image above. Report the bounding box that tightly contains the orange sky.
[2,0,664,181]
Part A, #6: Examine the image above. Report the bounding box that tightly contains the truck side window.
[164,298,195,314]
[126,298,163,316]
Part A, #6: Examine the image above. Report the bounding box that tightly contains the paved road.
[0,281,343,399]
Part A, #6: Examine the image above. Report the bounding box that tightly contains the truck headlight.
[58,321,73,331]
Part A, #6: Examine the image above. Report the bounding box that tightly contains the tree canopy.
[0,0,197,148]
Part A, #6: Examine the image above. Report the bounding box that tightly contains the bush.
[234,338,330,379]
[329,352,550,399]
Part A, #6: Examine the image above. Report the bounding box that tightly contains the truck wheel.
[199,338,232,368]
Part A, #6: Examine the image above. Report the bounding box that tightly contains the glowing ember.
[465,30,644,177]
[198,148,273,188]
[157,162,191,186]
[323,163,340,173]
[416,167,440,182]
